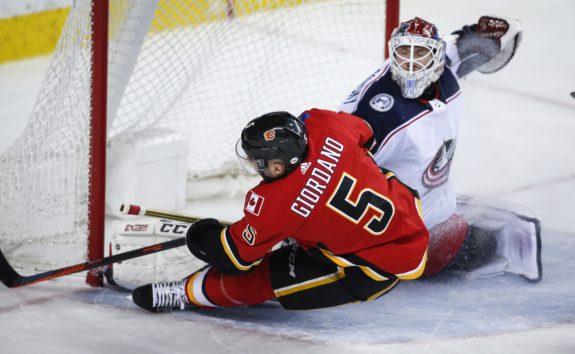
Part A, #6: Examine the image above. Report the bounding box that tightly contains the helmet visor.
[235,139,263,176]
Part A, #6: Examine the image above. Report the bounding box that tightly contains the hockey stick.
[0,204,231,288]
[0,237,187,288]
[119,203,232,225]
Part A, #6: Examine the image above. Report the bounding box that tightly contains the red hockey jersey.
[225,109,428,280]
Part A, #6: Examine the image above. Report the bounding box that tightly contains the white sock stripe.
[191,267,218,307]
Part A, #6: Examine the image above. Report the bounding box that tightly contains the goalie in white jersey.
[340,16,542,281]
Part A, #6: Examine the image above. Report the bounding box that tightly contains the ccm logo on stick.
[158,222,190,235]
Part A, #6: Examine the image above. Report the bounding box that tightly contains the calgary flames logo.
[263,129,276,141]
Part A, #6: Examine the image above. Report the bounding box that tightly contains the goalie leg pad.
[493,215,542,282]
[455,196,542,282]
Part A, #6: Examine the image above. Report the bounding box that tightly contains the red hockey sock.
[186,258,275,308]
[424,213,468,276]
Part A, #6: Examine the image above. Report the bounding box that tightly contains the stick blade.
[0,249,21,288]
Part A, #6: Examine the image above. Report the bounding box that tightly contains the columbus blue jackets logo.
[422,139,456,189]
[369,93,394,112]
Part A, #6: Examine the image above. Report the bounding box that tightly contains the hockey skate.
[132,279,194,312]
[454,196,542,282]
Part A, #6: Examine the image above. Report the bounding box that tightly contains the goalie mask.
[236,111,308,181]
[388,17,446,99]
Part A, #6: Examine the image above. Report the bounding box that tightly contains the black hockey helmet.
[237,111,308,180]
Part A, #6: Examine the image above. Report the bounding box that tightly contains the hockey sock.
[424,213,469,276]
[184,258,275,308]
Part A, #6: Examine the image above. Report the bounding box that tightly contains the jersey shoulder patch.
[245,190,265,216]
[351,72,427,151]
[368,93,395,112]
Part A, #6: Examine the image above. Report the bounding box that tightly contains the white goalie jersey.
[339,39,465,229]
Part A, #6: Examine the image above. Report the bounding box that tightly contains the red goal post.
[88,0,109,286]
[0,0,400,287]
[385,0,400,58]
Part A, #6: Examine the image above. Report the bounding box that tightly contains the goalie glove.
[185,218,224,263]
[453,16,522,77]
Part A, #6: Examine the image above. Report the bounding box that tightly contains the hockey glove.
[185,218,224,263]
[454,16,522,77]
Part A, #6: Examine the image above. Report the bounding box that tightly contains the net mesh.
[0,1,93,273]
[0,0,387,274]
[107,0,386,177]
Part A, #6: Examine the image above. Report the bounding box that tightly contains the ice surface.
[1,0,575,353]
[1,231,574,354]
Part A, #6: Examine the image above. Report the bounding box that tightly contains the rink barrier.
[0,0,313,64]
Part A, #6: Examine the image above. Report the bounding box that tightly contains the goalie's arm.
[449,16,522,78]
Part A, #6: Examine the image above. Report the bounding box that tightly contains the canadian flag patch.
[245,191,264,216]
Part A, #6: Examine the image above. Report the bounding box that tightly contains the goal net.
[0,0,395,285]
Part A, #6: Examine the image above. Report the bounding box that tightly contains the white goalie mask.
[388,17,446,99]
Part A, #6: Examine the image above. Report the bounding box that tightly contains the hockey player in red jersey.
[132,109,429,312]
[340,16,541,282]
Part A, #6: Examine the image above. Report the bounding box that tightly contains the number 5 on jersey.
[327,172,395,235]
